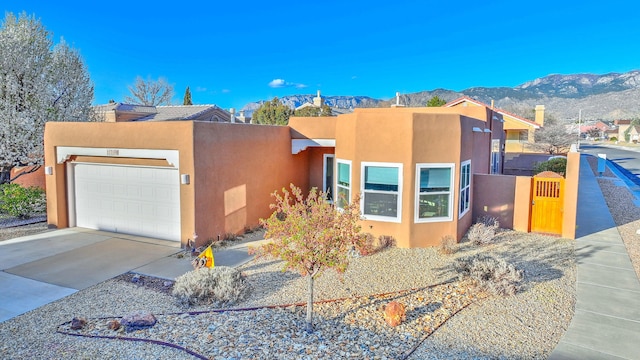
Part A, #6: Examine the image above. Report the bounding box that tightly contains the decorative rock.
[107,320,121,331]
[131,274,142,283]
[383,301,406,327]
[70,317,86,330]
[163,281,173,288]
[120,311,157,332]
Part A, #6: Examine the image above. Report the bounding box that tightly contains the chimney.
[313,90,323,107]
[230,108,236,123]
[534,105,545,127]
[490,100,495,109]
[238,110,246,123]
[391,92,405,108]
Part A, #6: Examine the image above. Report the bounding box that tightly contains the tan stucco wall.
[192,122,309,245]
[513,176,533,232]
[289,116,337,139]
[472,174,517,229]
[562,152,580,239]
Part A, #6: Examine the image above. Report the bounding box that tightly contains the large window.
[361,162,402,222]
[415,163,454,222]
[336,159,351,209]
[459,160,471,217]
[490,139,501,174]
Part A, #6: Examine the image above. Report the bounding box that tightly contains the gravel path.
[2,154,639,359]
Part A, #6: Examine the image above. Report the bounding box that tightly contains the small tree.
[293,103,333,117]
[426,95,446,107]
[125,76,174,106]
[533,124,574,154]
[183,86,193,105]
[253,184,363,333]
[252,97,293,125]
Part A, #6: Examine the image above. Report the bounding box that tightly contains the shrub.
[609,137,618,142]
[534,157,567,176]
[438,235,457,255]
[453,254,523,296]
[354,233,396,256]
[466,216,499,246]
[0,183,46,219]
[172,266,249,307]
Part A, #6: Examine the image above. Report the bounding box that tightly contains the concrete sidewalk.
[549,155,640,359]
[0,228,259,323]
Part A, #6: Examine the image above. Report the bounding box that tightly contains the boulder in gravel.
[120,311,157,332]
[70,317,86,330]
[383,301,406,327]
[107,320,121,331]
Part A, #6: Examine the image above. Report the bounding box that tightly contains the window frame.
[459,160,471,218]
[323,154,335,202]
[360,161,403,223]
[415,163,455,223]
[335,159,352,209]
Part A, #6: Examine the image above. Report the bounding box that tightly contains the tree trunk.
[305,275,314,333]
[0,167,12,185]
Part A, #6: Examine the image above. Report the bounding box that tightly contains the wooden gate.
[530,172,564,235]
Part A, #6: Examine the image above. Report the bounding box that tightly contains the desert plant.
[438,235,457,255]
[172,266,249,307]
[467,216,499,246]
[0,183,46,219]
[609,136,618,142]
[223,232,239,241]
[534,157,567,176]
[253,184,363,333]
[453,254,523,296]
[377,235,396,250]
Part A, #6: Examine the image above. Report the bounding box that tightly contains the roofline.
[444,96,540,129]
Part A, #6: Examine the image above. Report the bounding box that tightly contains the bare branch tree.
[533,124,574,154]
[125,76,174,106]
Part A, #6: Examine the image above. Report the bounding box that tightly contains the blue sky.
[5,0,640,110]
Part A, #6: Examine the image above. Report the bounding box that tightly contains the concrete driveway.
[0,228,183,323]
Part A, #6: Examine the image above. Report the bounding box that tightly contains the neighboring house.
[615,119,632,142]
[295,90,325,111]
[628,125,640,143]
[94,103,235,123]
[444,96,542,152]
[43,103,577,248]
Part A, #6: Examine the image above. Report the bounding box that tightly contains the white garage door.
[71,163,181,241]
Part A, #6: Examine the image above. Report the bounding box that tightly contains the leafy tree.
[293,104,333,117]
[533,124,574,154]
[183,86,193,105]
[125,76,174,106]
[426,95,446,107]
[252,97,293,125]
[253,184,363,333]
[534,157,567,176]
[0,12,94,184]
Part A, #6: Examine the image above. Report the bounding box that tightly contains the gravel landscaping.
[0,155,638,359]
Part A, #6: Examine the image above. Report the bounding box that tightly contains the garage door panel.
[73,163,181,241]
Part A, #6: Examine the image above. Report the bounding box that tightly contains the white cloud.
[195,86,207,92]
[268,78,307,89]
[221,89,231,93]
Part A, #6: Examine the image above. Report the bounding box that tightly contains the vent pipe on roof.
[230,108,236,123]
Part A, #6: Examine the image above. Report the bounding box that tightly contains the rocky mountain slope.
[241,70,640,121]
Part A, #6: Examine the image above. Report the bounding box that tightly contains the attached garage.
[68,162,181,241]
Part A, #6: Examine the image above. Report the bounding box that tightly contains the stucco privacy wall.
[472,152,579,239]
[192,122,309,244]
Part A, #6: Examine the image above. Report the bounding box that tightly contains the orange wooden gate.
[530,172,564,235]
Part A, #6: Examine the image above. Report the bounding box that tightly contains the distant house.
[614,119,637,142]
[445,96,542,152]
[94,103,236,123]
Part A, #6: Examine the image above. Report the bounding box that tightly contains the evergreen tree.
[183,86,193,105]
[252,97,293,125]
[426,96,446,107]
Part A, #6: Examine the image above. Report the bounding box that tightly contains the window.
[490,139,500,174]
[415,163,454,222]
[323,154,334,201]
[459,160,471,217]
[361,162,402,222]
[336,159,351,209]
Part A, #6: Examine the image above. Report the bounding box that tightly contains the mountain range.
[241,70,640,122]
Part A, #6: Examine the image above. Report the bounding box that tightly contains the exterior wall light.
[484,129,492,133]
[44,166,53,175]
[472,127,483,133]
[180,174,190,185]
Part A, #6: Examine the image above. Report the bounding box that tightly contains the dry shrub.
[453,254,523,296]
[172,266,249,307]
[467,216,499,246]
[439,235,457,255]
[355,233,396,256]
